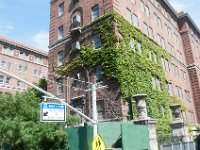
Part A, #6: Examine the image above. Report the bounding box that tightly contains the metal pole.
[44,96,96,124]
[0,68,95,124]
[92,84,98,138]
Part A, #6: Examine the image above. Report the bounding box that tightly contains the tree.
[0,89,68,150]
[33,78,47,99]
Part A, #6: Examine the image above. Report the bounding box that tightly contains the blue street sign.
[40,103,66,122]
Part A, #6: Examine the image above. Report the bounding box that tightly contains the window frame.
[91,4,100,21]
[57,50,64,66]
[58,3,64,17]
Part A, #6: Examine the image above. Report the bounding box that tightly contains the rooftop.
[0,35,48,56]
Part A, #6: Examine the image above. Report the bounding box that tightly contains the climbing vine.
[60,13,174,139]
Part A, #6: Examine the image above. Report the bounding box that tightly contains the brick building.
[48,0,200,123]
[0,35,48,94]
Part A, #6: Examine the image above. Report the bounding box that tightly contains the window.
[167,27,172,37]
[58,3,64,16]
[133,13,139,27]
[130,38,135,51]
[154,0,158,7]
[140,1,145,12]
[148,27,153,39]
[7,48,13,56]
[18,65,23,72]
[161,37,165,49]
[96,66,103,82]
[57,51,64,66]
[152,76,160,90]
[182,71,187,80]
[157,34,161,46]
[17,80,21,87]
[91,5,99,20]
[137,41,142,54]
[73,73,81,88]
[126,8,132,24]
[1,46,14,56]
[35,57,42,64]
[0,75,4,84]
[72,15,81,25]
[58,25,64,40]
[23,66,28,74]
[93,34,102,49]
[38,70,42,77]
[144,23,148,35]
[0,61,5,69]
[33,69,42,77]
[157,17,161,28]
[175,86,179,98]
[175,86,182,98]
[185,90,191,101]
[179,53,183,62]
[6,62,12,71]
[170,45,175,56]
[145,5,150,17]
[167,83,173,96]
[175,65,179,77]
[153,53,158,64]
[57,79,63,95]
[161,57,165,69]
[2,46,7,54]
[165,59,170,72]
[5,77,11,85]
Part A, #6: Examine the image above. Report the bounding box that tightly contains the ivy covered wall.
[60,13,172,138]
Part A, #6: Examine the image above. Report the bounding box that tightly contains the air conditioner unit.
[72,41,80,50]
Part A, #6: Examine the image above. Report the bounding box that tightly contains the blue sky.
[0,0,199,51]
[0,0,50,50]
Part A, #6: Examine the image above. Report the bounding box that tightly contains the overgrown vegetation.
[0,79,70,150]
[60,13,174,138]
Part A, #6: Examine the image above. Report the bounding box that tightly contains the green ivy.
[60,13,173,139]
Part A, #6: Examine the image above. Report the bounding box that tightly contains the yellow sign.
[92,134,105,150]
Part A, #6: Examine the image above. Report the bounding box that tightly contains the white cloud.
[31,31,49,51]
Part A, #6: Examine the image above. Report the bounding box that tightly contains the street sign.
[40,103,66,122]
[92,134,105,150]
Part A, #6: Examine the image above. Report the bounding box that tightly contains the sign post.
[40,103,66,122]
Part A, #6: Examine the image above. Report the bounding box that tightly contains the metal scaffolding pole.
[0,68,97,132]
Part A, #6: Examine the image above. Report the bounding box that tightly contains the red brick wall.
[188,68,200,122]
[49,0,113,46]
[48,0,199,123]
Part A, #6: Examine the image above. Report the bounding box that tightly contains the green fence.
[65,122,149,150]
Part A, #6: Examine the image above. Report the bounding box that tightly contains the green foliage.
[33,78,48,99]
[0,91,68,150]
[60,13,173,138]
[66,115,81,126]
